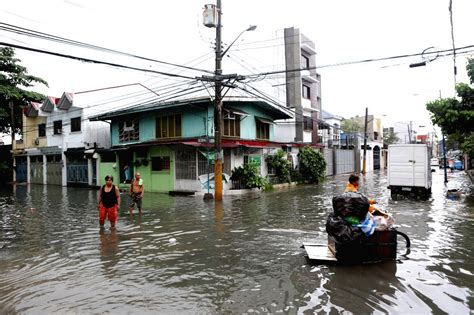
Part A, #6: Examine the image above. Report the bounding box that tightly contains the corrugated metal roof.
[89,96,292,121]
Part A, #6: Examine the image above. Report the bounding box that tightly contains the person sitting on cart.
[345,174,380,214]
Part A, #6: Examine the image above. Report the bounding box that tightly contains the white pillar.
[87,158,93,186]
[12,155,16,182]
[62,152,67,187]
[43,154,47,185]
[26,155,31,183]
[96,155,101,187]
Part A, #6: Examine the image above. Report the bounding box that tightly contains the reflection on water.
[0,171,473,314]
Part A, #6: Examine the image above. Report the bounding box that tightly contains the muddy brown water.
[0,170,473,314]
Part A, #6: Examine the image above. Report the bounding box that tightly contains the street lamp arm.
[220,25,256,57]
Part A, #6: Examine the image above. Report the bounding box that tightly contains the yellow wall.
[22,115,47,149]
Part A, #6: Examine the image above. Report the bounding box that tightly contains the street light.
[221,25,257,57]
[409,46,439,68]
[203,1,256,201]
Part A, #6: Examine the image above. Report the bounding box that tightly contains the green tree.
[0,47,48,135]
[341,118,363,135]
[426,58,474,158]
[341,118,362,147]
[383,129,400,148]
[297,146,327,183]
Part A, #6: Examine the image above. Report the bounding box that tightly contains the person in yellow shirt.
[345,174,377,213]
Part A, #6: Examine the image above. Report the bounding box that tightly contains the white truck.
[387,144,432,198]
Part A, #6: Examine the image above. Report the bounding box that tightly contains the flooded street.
[0,170,473,314]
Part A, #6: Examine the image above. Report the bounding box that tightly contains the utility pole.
[362,107,368,175]
[214,0,223,201]
[442,134,448,183]
[407,123,411,144]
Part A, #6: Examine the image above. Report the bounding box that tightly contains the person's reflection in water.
[99,227,120,277]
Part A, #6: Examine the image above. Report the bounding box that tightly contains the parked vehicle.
[430,158,440,167]
[453,160,464,170]
[387,144,432,198]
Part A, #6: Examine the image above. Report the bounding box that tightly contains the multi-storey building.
[12,92,110,186]
[272,27,323,148]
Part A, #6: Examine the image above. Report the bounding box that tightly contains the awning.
[223,107,248,117]
[255,117,275,125]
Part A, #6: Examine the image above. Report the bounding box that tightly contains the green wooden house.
[90,96,292,193]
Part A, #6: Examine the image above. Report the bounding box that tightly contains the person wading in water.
[98,175,121,228]
[129,172,144,214]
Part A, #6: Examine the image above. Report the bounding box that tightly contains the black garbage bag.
[326,213,363,243]
[332,192,370,221]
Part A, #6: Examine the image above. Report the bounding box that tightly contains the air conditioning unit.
[34,138,39,145]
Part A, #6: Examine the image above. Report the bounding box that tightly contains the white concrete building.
[321,110,343,148]
[12,92,110,186]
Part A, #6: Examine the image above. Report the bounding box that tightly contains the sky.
[1,0,473,143]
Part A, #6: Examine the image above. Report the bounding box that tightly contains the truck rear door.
[389,146,414,187]
[413,145,427,188]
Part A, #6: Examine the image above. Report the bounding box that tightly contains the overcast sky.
[1,0,473,140]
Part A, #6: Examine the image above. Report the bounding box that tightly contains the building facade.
[90,96,292,193]
[272,27,323,147]
[12,92,111,186]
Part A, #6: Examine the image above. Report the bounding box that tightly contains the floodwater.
[0,170,473,314]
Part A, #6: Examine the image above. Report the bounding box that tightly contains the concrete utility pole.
[214,0,223,202]
[362,107,368,175]
[202,2,255,200]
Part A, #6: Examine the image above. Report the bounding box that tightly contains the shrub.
[266,149,292,183]
[231,163,268,189]
[297,146,327,183]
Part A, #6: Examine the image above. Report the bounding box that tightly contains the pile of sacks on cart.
[326,191,395,243]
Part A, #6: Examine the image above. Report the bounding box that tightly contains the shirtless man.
[129,172,144,214]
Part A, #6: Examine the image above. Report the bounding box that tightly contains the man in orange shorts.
[98,175,121,228]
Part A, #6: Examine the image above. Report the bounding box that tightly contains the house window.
[71,117,81,132]
[223,113,241,137]
[53,120,62,135]
[256,120,270,140]
[156,114,181,139]
[119,118,139,142]
[151,156,170,171]
[302,84,311,99]
[101,151,116,163]
[301,55,310,69]
[303,116,313,130]
[38,124,46,137]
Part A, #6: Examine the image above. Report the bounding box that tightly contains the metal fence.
[324,149,334,176]
[176,149,197,180]
[323,148,356,176]
[335,149,355,174]
[67,164,88,184]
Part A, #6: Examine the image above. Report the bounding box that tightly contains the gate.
[15,157,27,182]
[30,155,44,184]
[335,149,355,174]
[324,149,334,176]
[67,161,88,184]
[46,155,62,185]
